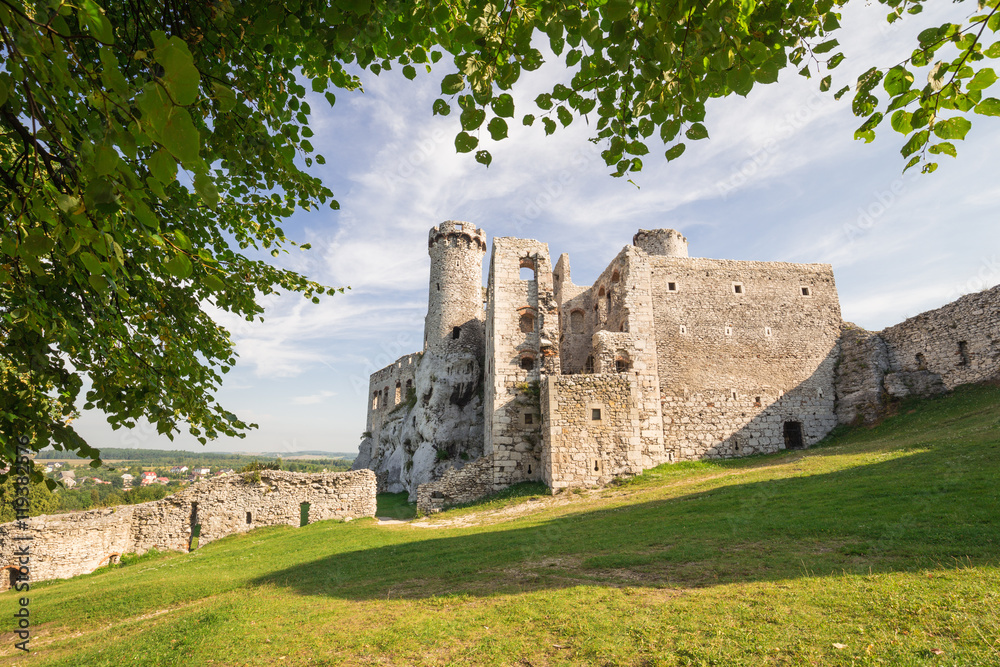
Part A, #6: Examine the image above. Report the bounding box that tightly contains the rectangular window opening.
[524,413,533,425]
[733,283,743,294]
[958,341,969,366]
[591,408,602,420]
[801,286,811,296]
[667,281,677,292]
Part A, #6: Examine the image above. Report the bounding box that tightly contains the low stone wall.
[415,456,493,513]
[835,286,999,423]
[0,469,376,591]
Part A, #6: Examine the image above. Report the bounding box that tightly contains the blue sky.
[74,2,1000,455]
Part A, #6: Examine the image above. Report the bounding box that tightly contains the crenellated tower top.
[633,229,688,258]
[428,220,487,252]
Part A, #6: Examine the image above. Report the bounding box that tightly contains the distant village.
[0,461,237,489]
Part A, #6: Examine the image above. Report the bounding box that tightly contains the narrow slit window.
[452,326,461,340]
[958,341,969,366]
[246,511,252,525]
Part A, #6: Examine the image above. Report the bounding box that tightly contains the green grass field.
[1,384,999,666]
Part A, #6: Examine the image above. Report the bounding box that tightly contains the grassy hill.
[1,384,998,666]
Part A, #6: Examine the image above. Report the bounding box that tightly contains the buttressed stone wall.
[0,470,376,590]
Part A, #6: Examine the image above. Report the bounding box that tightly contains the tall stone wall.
[484,237,559,490]
[835,285,1000,422]
[0,470,376,590]
[648,255,841,459]
[355,352,422,485]
[415,456,494,513]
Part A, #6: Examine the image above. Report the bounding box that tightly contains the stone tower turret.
[633,229,688,257]
[425,221,487,354]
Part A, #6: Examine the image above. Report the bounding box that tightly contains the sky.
[74,1,1000,456]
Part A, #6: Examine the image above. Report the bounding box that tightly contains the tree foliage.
[2,0,996,473]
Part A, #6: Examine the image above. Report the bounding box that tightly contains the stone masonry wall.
[648,255,841,459]
[484,237,559,490]
[541,374,643,489]
[0,470,376,590]
[415,456,494,513]
[835,285,1000,422]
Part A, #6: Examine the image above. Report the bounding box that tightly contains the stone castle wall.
[484,237,559,490]
[415,456,493,513]
[541,374,643,490]
[648,256,841,459]
[835,285,1000,422]
[0,470,376,590]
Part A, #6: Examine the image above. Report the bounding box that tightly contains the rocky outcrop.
[355,349,484,500]
[835,323,892,424]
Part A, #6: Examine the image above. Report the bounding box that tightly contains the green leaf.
[900,129,929,157]
[433,99,451,116]
[557,106,573,127]
[834,85,851,100]
[603,0,632,22]
[402,65,416,80]
[820,75,832,92]
[212,82,237,112]
[475,150,492,167]
[441,73,465,95]
[813,39,839,54]
[522,114,535,126]
[155,37,200,106]
[460,107,486,131]
[165,252,193,279]
[0,77,7,107]
[967,68,998,91]
[22,231,55,257]
[928,142,957,157]
[172,229,192,250]
[455,132,478,153]
[828,53,845,69]
[932,116,972,140]
[194,172,219,209]
[542,117,556,135]
[883,66,914,96]
[685,123,709,140]
[160,107,201,164]
[491,93,515,118]
[487,117,508,140]
[149,149,177,185]
[664,143,686,161]
[974,97,1000,116]
[202,274,226,292]
[55,194,80,213]
[985,42,1000,59]
[536,93,553,110]
[890,110,913,134]
[80,0,114,43]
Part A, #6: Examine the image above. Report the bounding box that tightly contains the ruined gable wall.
[649,257,841,459]
[0,470,376,590]
[553,253,592,375]
[541,374,643,489]
[484,238,558,489]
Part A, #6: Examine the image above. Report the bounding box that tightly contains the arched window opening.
[452,326,461,340]
[372,392,378,410]
[520,356,535,371]
[519,312,535,333]
[610,270,620,283]
[394,381,401,405]
[598,286,606,297]
[570,310,584,333]
[519,257,536,281]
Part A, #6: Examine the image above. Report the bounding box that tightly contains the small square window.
[591,408,602,420]
[667,282,677,292]
[524,413,533,425]
[801,286,812,296]
[733,283,743,294]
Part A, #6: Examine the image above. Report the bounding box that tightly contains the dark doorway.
[783,421,804,450]
[300,502,311,527]
[8,567,18,589]
[189,502,201,551]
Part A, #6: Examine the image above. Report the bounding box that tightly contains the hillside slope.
[1,384,999,666]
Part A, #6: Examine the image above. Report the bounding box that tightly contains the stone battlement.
[428,220,487,251]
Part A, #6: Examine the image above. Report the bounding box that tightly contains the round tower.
[425,221,487,354]
[633,229,688,257]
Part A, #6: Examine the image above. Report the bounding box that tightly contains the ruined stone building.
[0,469,376,589]
[355,222,1000,513]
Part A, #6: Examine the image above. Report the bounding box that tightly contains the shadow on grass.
[255,412,1000,600]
